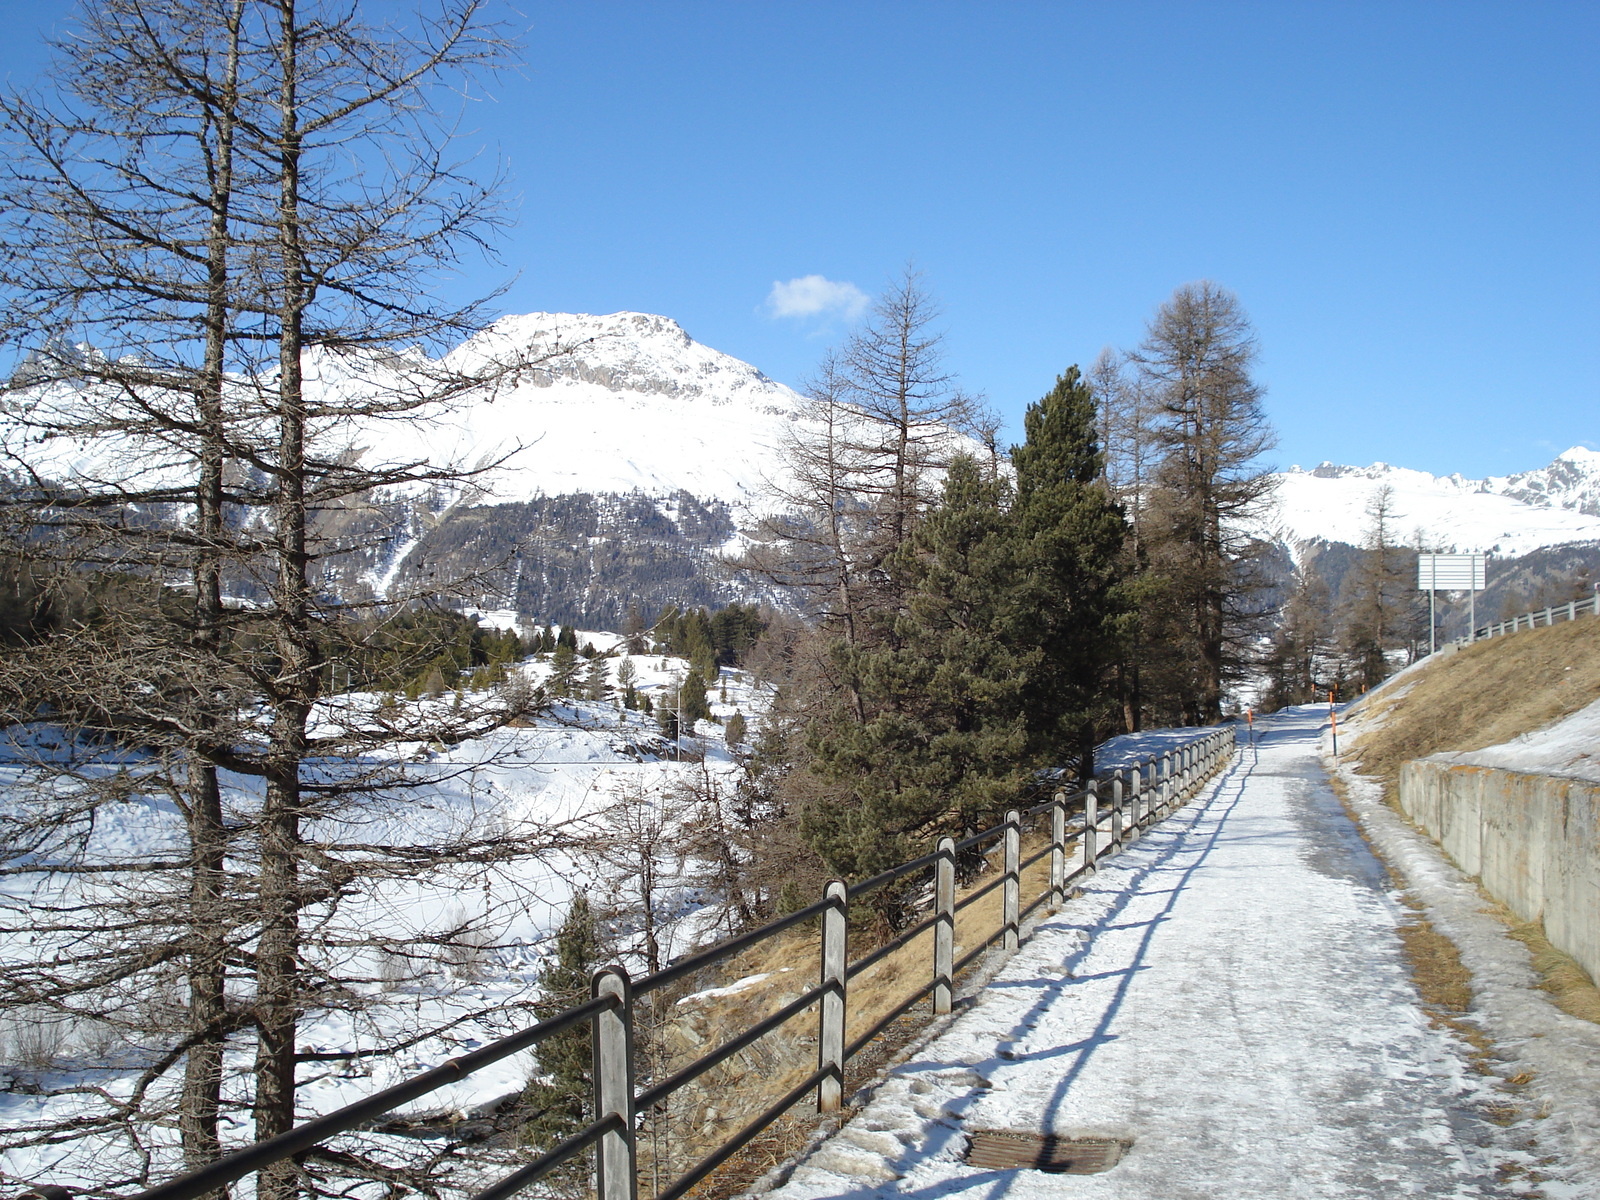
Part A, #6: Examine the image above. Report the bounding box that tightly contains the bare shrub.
[7,1006,68,1070]
[377,948,417,993]
[440,926,497,982]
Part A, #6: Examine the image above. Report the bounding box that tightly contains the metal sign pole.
[1429,555,1437,655]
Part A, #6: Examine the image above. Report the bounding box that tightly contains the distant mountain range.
[1265,450,1600,558]
[7,311,1597,627]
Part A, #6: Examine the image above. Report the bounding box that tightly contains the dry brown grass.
[1348,616,1600,787]
[655,826,1065,1200]
[1501,912,1600,1025]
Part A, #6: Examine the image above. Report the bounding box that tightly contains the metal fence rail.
[124,729,1238,1200]
[1470,592,1600,643]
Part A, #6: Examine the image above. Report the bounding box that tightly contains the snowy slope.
[327,312,815,510]
[0,644,769,1189]
[1424,693,1600,783]
[8,309,1596,560]
[1262,448,1600,556]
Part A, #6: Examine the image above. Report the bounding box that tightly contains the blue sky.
[4,2,1596,478]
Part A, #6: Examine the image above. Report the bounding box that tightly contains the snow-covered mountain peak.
[1299,461,1394,480]
[1488,446,1600,519]
[1266,448,1600,556]
[344,311,816,508]
[452,310,791,411]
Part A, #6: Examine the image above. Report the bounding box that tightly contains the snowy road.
[765,707,1525,1200]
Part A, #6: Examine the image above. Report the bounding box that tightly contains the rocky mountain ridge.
[7,310,1596,625]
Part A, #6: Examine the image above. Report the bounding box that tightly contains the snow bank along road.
[761,707,1538,1200]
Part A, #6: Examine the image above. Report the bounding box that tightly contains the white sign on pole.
[1417,553,1488,654]
[1416,553,1486,591]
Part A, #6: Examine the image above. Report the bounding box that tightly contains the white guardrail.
[1467,592,1600,644]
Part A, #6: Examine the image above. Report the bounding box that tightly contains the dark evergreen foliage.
[548,642,581,698]
[653,602,767,668]
[802,457,1037,882]
[1010,368,1130,776]
[325,608,525,697]
[520,894,603,1172]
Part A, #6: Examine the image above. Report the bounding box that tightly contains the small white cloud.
[765,275,869,321]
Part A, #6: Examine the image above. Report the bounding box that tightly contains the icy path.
[765,708,1520,1200]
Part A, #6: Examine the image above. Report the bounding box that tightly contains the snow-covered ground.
[761,707,1577,1200]
[1415,693,1600,784]
[0,639,768,1189]
[1094,725,1228,772]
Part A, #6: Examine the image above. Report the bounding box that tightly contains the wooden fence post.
[818,880,847,1113]
[1003,809,1021,950]
[934,838,955,1015]
[1109,772,1123,849]
[1083,781,1098,872]
[1050,791,1066,908]
[592,967,636,1200]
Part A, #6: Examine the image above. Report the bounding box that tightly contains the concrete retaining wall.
[1398,759,1600,984]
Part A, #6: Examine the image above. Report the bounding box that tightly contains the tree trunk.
[254,7,315,1196]
[183,5,245,1177]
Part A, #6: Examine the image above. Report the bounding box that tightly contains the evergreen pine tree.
[724,710,747,747]
[583,656,611,702]
[1010,367,1130,777]
[521,894,603,1172]
[657,696,680,741]
[549,642,581,698]
[803,456,1037,881]
[679,668,712,732]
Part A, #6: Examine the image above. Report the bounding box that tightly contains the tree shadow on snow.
[827,749,1264,1200]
